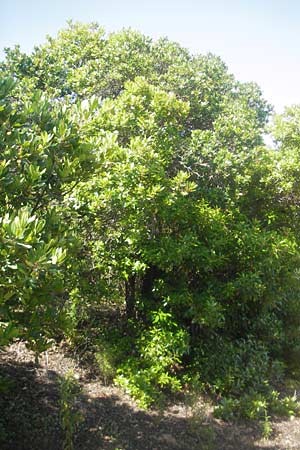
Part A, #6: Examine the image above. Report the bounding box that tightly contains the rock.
[159,433,178,446]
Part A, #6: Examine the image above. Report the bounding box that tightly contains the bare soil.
[0,342,299,450]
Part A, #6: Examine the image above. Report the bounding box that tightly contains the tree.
[1,22,300,414]
[0,76,100,352]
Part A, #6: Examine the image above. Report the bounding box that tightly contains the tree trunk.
[141,265,162,300]
[125,274,136,319]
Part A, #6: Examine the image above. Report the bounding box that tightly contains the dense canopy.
[1,22,300,420]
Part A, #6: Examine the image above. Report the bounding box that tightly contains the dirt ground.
[0,342,299,450]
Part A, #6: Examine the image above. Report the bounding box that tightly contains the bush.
[115,310,189,408]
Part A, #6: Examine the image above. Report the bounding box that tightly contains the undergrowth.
[70,306,300,436]
[59,371,83,450]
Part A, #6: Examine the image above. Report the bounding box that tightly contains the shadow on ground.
[0,358,282,450]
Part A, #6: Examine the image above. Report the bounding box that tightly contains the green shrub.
[115,310,189,408]
[59,371,83,450]
[191,337,270,397]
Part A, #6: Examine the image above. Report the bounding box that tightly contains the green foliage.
[214,388,300,429]
[269,390,300,417]
[191,338,271,397]
[1,21,300,426]
[94,333,128,385]
[0,76,99,350]
[115,311,189,408]
[59,371,83,450]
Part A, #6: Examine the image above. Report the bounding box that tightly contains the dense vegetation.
[1,22,300,422]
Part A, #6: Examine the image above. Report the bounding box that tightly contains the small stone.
[159,433,178,446]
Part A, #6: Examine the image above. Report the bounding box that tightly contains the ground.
[0,342,299,450]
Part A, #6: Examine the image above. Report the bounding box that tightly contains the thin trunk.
[141,265,161,300]
[125,274,136,319]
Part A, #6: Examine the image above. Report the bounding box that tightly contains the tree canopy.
[1,21,300,418]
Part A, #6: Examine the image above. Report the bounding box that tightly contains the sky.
[1,0,300,114]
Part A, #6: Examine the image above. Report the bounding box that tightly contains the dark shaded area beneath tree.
[0,354,283,450]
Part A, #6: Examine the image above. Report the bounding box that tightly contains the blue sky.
[1,0,300,113]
